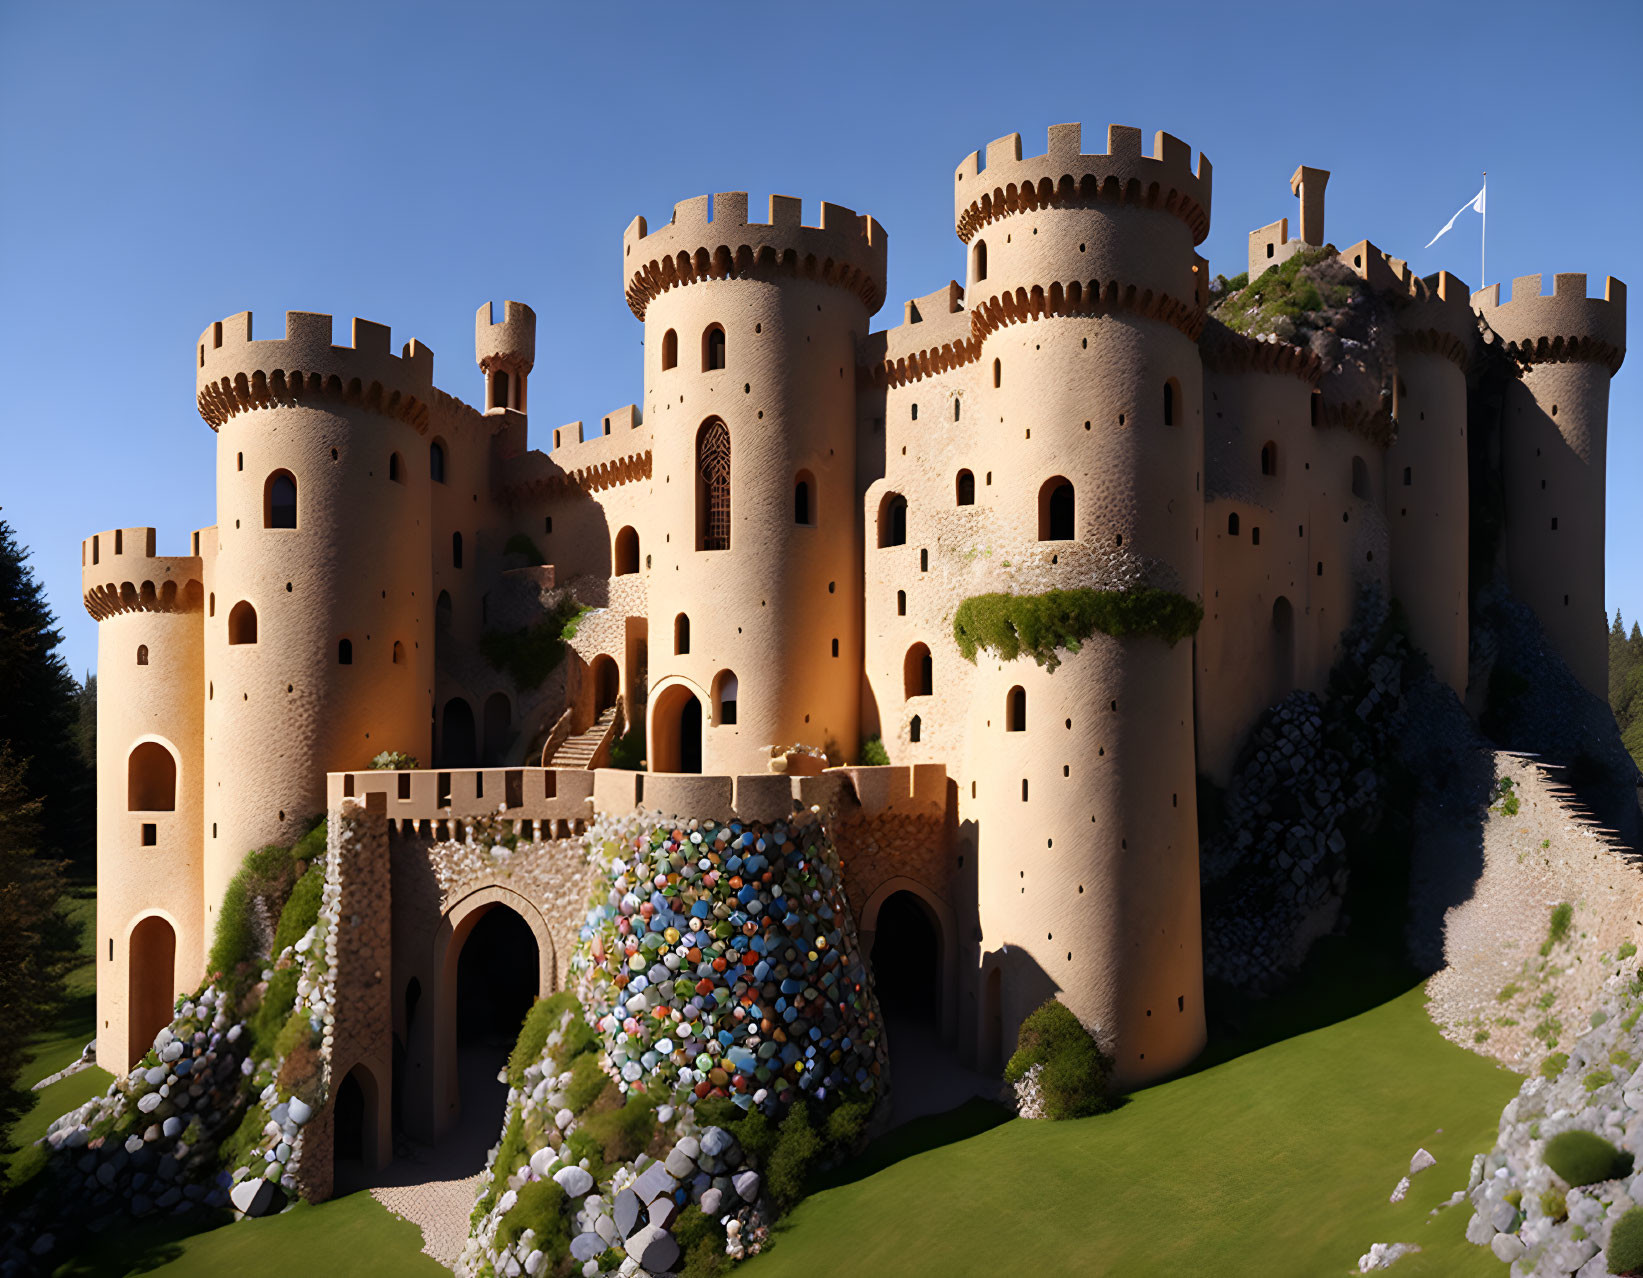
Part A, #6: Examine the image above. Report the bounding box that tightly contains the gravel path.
[369,1045,510,1271]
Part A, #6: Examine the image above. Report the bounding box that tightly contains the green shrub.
[272,863,324,956]
[859,736,890,767]
[272,1007,315,1061]
[609,724,646,771]
[480,597,587,691]
[825,1099,871,1150]
[953,588,1202,670]
[508,998,559,1088]
[1585,1071,1613,1093]
[674,1205,727,1278]
[1621,942,1638,961]
[1497,983,1522,1003]
[1542,1052,1570,1079]
[1535,1017,1563,1047]
[475,1108,525,1221]
[565,1051,611,1112]
[503,533,546,566]
[1544,1130,1633,1187]
[766,1102,822,1208]
[1595,1010,1611,1027]
[369,750,417,770]
[251,966,299,1052]
[497,1178,568,1254]
[1004,998,1113,1120]
[207,840,314,980]
[1613,1050,1635,1071]
[1609,1206,1643,1274]
[581,1094,657,1165]
[1548,902,1575,947]
[1541,1187,1567,1221]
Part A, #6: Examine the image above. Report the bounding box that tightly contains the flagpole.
[1481,172,1487,286]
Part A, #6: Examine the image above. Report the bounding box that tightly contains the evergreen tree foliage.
[0,521,93,864]
[1609,610,1643,771]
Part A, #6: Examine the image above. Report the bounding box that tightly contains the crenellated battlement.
[954,123,1213,246]
[196,310,437,432]
[474,300,535,374]
[863,281,978,387]
[80,527,204,620]
[622,192,887,321]
[1472,274,1627,374]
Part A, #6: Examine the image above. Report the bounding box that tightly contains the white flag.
[1426,184,1486,248]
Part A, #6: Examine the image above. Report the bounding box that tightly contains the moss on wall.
[480,596,588,690]
[952,587,1203,670]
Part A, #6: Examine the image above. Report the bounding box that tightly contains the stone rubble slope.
[1463,954,1643,1275]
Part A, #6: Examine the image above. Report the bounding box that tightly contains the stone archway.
[649,681,704,774]
[859,876,959,1040]
[330,1060,389,1190]
[429,885,555,1143]
[869,890,940,1021]
[127,914,177,1067]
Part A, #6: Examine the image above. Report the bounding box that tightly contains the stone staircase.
[546,706,617,769]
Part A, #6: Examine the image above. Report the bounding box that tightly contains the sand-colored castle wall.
[1476,274,1626,697]
[87,535,206,1071]
[638,204,874,772]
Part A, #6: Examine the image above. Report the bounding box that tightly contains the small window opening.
[703,325,726,371]
[909,714,922,743]
[338,638,353,665]
[227,600,258,645]
[1039,478,1075,541]
[265,471,297,529]
[904,643,933,698]
[973,239,987,282]
[1228,512,1240,536]
[1260,442,1276,476]
[136,644,149,666]
[1163,379,1178,426]
[993,358,1001,389]
[675,613,690,655]
[661,329,678,370]
[452,531,463,569]
[956,470,975,505]
[392,640,405,665]
[389,452,402,482]
[430,440,446,483]
[897,589,907,616]
[1006,686,1026,732]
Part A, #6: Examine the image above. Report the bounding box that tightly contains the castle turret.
[1474,274,1627,695]
[81,527,206,1068]
[952,123,1209,1084]
[624,193,887,773]
[476,299,535,414]
[195,312,436,915]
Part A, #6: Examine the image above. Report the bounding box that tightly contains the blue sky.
[3,0,1638,677]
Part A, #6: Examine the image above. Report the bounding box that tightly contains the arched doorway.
[482,692,512,765]
[128,915,176,1066]
[870,891,940,1021]
[651,684,703,774]
[590,655,620,717]
[333,1067,367,1181]
[456,905,539,1130]
[440,697,476,768]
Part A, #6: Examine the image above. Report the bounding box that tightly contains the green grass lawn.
[743,981,1519,1278]
[51,1190,447,1278]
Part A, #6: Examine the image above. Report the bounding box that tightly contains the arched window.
[713,670,738,726]
[430,440,447,483]
[878,493,908,548]
[136,644,149,666]
[614,526,640,576]
[956,470,975,506]
[697,419,732,551]
[452,531,463,569]
[128,741,176,811]
[1351,455,1370,499]
[904,643,933,698]
[392,640,405,665]
[897,590,907,616]
[388,452,402,483]
[265,470,297,529]
[490,369,510,411]
[1005,686,1026,732]
[973,239,987,282]
[1260,441,1277,476]
[703,324,726,372]
[993,358,1002,389]
[674,613,690,655]
[1038,477,1075,541]
[1163,379,1179,426]
[794,470,816,526]
[909,714,922,744]
[661,329,678,371]
[1227,512,1240,537]
[227,600,257,645]
[338,638,353,665]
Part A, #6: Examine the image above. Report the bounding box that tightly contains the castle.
[82,123,1627,1137]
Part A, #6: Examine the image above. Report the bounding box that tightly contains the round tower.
[624,192,887,774]
[1474,274,1627,696]
[1386,265,1473,695]
[952,123,1209,1085]
[195,311,435,917]
[476,299,536,414]
[81,527,206,1068]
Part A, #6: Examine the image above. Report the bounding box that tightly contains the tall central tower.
[953,124,1211,1085]
[624,194,887,773]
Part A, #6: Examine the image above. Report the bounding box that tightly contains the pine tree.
[0,520,92,865]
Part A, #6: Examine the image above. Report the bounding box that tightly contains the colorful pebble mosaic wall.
[575,811,888,1114]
